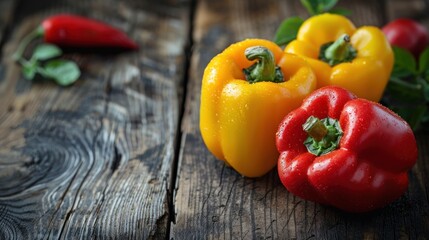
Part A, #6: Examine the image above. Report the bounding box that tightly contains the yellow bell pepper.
[199,39,316,177]
[285,13,394,102]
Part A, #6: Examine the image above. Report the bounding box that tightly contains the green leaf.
[318,0,338,12]
[20,58,39,80]
[386,77,423,101]
[301,0,338,15]
[392,104,427,131]
[32,44,62,61]
[40,60,81,86]
[418,77,429,101]
[301,0,318,15]
[418,47,429,74]
[22,65,37,80]
[391,68,415,78]
[392,46,417,77]
[425,69,429,81]
[328,7,352,16]
[273,17,304,46]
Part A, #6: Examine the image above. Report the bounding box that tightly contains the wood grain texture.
[0,0,15,42]
[0,0,16,89]
[1,0,429,239]
[172,0,429,239]
[387,0,428,20]
[0,0,191,239]
[387,0,429,28]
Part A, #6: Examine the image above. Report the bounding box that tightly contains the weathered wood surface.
[0,0,190,239]
[0,0,428,239]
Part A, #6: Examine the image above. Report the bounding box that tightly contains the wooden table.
[0,0,428,239]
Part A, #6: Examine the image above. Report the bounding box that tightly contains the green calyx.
[243,46,284,84]
[303,116,343,156]
[319,34,357,66]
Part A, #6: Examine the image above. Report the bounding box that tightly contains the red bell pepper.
[276,86,418,212]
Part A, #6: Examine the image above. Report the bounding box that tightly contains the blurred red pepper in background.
[382,18,429,57]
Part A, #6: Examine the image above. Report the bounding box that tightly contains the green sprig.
[273,17,304,46]
[273,0,350,47]
[383,46,429,131]
[300,0,351,16]
[13,29,81,86]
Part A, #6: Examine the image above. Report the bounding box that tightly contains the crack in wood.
[148,210,169,239]
[166,0,197,237]
[45,161,82,236]
[110,145,122,173]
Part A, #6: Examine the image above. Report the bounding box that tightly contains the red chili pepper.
[13,14,138,60]
[276,86,418,212]
[39,14,138,49]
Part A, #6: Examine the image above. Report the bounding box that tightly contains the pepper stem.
[319,34,357,66]
[303,116,343,156]
[303,116,328,141]
[12,26,45,61]
[243,46,284,83]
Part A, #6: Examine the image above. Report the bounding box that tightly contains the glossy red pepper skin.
[41,14,138,49]
[276,86,418,212]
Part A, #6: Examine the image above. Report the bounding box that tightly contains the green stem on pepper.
[243,46,284,83]
[12,26,45,61]
[303,116,343,156]
[319,34,357,66]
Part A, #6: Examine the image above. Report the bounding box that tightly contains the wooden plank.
[0,0,17,86]
[0,0,190,239]
[172,0,429,239]
[0,0,15,42]
[386,0,427,20]
[386,0,429,29]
